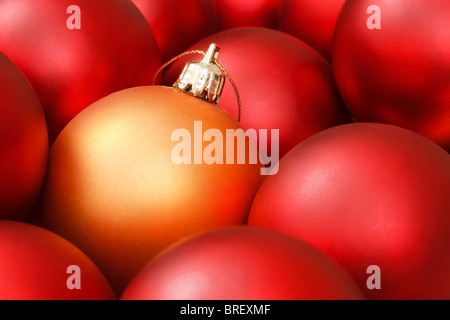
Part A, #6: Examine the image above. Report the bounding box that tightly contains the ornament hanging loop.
[174,44,224,104]
[152,44,242,123]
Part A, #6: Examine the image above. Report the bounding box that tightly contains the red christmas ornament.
[278,0,346,61]
[332,0,450,151]
[164,27,352,164]
[37,45,263,296]
[131,0,218,63]
[248,123,450,300]
[211,0,283,30]
[0,0,161,143]
[121,226,364,300]
[0,51,48,221]
[0,221,115,300]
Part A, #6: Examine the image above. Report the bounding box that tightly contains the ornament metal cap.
[174,43,225,104]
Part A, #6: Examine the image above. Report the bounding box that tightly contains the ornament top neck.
[174,43,225,104]
[202,43,220,64]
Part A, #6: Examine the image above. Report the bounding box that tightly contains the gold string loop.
[152,49,242,123]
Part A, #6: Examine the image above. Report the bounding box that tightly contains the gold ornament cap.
[174,43,225,104]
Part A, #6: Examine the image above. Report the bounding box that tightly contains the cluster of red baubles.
[0,0,449,300]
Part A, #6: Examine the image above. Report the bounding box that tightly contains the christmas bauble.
[211,0,282,30]
[0,0,161,143]
[121,226,364,300]
[0,221,115,300]
[278,0,345,61]
[131,0,218,62]
[248,123,450,299]
[332,0,450,151]
[164,27,352,164]
[37,85,263,296]
[0,51,48,221]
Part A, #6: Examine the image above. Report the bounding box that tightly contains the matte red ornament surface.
[37,86,263,296]
[211,0,283,30]
[248,123,450,300]
[164,27,352,161]
[0,51,48,221]
[332,0,450,151]
[131,0,218,63]
[278,0,345,61]
[0,0,161,143]
[0,221,115,300]
[121,226,364,300]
